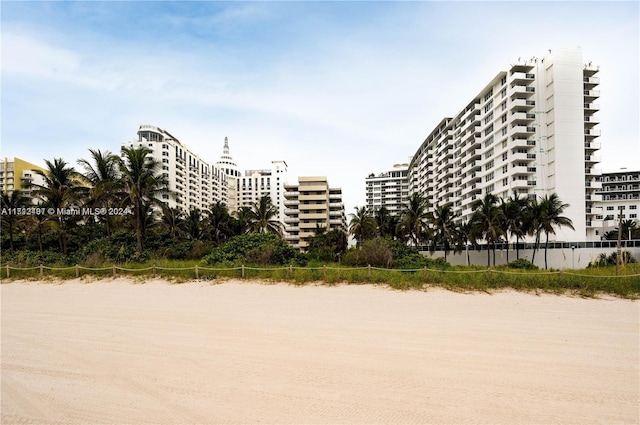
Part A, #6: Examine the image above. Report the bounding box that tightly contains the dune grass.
[1,260,639,299]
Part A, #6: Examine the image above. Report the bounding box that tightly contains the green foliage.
[156,241,213,261]
[1,250,68,267]
[68,231,150,264]
[507,258,538,270]
[342,238,451,269]
[205,233,306,266]
[307,229,348,262]
[588,251,637,268]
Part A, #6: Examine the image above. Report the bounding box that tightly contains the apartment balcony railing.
[583,89,600,98]
[585,129,601,137]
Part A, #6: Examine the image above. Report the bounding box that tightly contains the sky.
[2,1,639,215]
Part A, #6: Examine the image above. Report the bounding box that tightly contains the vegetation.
[2,148,638,299]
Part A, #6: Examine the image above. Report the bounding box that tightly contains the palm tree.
[206,201,232,245]
[31,158,86,255]
[527,197,544,265]
[233,206,254,235]
[181,208,204,241]
[249,195,282,235]
[374,206,393,239]
[23,202,55,252]
[118,146,168,251]
[78,149,120,238]
[399,192,432,248]
[538,193,574,270]
[501,193,528,262]
[454,219,473,266]
[1,189,29,252]
[348,206,377,247]
[160,205,184,239]
[470,193,504,267]
[431,202,456,261]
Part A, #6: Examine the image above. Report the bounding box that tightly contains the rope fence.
[2,263,639,280]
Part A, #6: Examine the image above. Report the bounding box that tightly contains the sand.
[1,279,638,425]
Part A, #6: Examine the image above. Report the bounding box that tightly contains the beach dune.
[1,279,639,424]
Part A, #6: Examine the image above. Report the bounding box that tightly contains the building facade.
[124,125,228,211]
[365,163,409,215]
[283,176,347,250]
[595,170,640,238]
[407,47,601,242]
[237,161,289,225]
[0,157,46,198]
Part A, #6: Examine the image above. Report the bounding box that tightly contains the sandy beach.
[1,279,638,425]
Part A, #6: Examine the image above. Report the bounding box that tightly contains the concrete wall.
[421,242,640,270]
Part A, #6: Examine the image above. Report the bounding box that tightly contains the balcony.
[584,116,600,126]
[284,208,299,214]
[329,219,344,225]
[284,199,299,207]
[584,141,601,151]
[584,103,600,112]
[510,125,535,136]
[510,72,535,84]
[583,89,600,99]
[583,76,600,87]
[585,129,601,137]
[584,155,601,163]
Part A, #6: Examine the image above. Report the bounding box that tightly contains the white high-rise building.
[408,47,601,242]
[365,163,409,216]
[124,125,228,211]
[595,170,640,238]
[215,137,240,213]
[237,161,289,225]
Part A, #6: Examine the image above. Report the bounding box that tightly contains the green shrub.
[342,238,392,268]
[507,258,538,270]
[588,251,637,268]
[1,250,68,267]
[205,233,306,266]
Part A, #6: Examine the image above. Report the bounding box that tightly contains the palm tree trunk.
[487,243,490,267]
[135,199,143,252]
[544,232,549,270]
[516,235,520,260]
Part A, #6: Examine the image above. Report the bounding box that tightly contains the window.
[630,205,637,210]
[631,214,637,219]
[606,206,614,211]
[502,165,508,173]
[502,152,508,161]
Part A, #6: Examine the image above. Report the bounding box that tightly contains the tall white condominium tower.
[408,47,600,242]
[283,176,348,250]
[215,137,240,213]
[237,161,289,225]
[125,125,228,211]
[365,163,409,216]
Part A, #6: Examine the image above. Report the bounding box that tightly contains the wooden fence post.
[113,265,116,277]
[289,264,293,277]
[195,265,199,279]
[323,265,327,280]
[6,264,10,278]
[153,264,156,278]
[75,264,79,278]
[40,264,43,279]
[368,264,371,278]
[241,265,245,278]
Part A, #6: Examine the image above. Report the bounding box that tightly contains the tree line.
[3,146,636,269]
[348,192,606,270]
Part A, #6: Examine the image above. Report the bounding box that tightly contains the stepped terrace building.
[408,47,601,242]
[283,176,347,250]
[0,157,46,198]
[124,125,228,211]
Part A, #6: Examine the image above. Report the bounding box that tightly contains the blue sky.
[2,1,638,214]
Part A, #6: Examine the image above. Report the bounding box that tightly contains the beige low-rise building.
[284,176,347,250]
